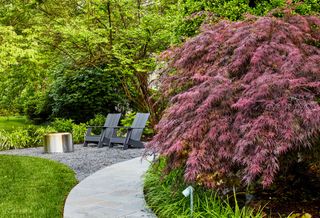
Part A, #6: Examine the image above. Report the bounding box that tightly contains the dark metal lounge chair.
[109,113,150,149]
[83,113,121,148]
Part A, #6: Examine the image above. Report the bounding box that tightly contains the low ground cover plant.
[0,125,56,150]
[0,155,77,218]
[0,117,85,150]
[144,158,263,218]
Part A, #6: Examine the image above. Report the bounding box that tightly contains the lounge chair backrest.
[104,113,121,138]
[130,113,150,141]
[104,113,121,127]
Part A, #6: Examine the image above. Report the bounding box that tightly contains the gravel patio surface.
[0,144,145,181]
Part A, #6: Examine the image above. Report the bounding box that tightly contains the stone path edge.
[64,156,156,218]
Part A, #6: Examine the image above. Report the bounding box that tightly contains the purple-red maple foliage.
[147,15,320,188]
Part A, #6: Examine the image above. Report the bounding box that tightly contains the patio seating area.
[84,113,150,149]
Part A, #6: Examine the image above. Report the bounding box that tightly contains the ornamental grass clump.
[147,14,320,189]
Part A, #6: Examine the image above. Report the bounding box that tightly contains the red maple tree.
[147,14,320,188]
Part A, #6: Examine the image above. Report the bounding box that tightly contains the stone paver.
[64,156,156,218]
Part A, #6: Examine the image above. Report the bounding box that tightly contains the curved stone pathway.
[64,156,156,218]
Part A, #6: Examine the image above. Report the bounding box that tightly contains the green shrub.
[0,118,91,150]
[85,114,106,135]
[31,126,57,146]
[121,112,154,138]
[0,108,18,116]
[50,118,74,133]
[50,118,89,144]
[174,0,319,40]
[175,14,207,39]
[144,158,263,218]
[23,92,52,124]
[49,67,128,123]
[0,125,57,150]
[86,114,106,126]
[0,128,31,149]
[72,123,87,144]
[0,131,9,150]
[294,0,320,15]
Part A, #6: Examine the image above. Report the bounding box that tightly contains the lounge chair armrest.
[113,126,144,129]
[112,126,131,129]
[86,126,104,128]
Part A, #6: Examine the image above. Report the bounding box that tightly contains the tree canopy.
[0,0,180,122]
[0,0,318,120]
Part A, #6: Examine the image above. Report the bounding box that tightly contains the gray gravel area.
[0,144,145,181]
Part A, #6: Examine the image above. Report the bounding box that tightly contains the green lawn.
[0,116,32,131]
[0,155,77,218]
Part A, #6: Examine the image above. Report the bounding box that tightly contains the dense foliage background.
[1,0,319,124]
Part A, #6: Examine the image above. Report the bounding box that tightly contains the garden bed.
[144,159,320,218]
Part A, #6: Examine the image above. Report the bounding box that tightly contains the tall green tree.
[0,0,317,123]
